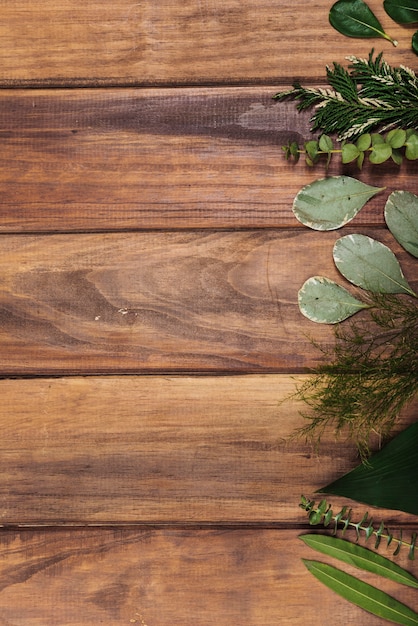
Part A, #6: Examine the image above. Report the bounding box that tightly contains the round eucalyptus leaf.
[385,190,418,258]
[333,234,416,296]
[298,276,368,324]
[293,176,384,230]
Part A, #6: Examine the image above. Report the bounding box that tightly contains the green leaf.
[329,0,398,45]
[342,143,361,163]
[298,276,369,324]
[405,132,418,159]
[387,129,407,149]
[413,30,418,54]
[300,535,418,588]
[384,0,418,24]
[385,190,418,257]
[356,133,371,151]
[292,176,384,230]
[318,421,418,515]
[369,142,392,164]
[303,560,418,625]
[333,234,417,296]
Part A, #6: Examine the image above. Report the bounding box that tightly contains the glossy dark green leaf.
[384,0,418,24]
[318,421,418,515]
[330,0,398,44]
[303,560,418,625]
[385,190,418,257]
[413,30,418,54]
[300,535,418,588]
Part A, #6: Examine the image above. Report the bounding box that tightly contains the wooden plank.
[0,1,415,86]
[0,88,416,232]
[0,229,416,375]
[0,526,417,624]
[0,375,416,524]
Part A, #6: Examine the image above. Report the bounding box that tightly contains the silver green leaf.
[303,560,418,625]
[333,234,417,296]
[300,535,418,589]
[293,176,384,230]
[298,276,369,323]
[385,191,418,258]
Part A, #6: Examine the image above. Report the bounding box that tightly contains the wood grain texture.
[0,229,416,375]
[1,87,416,232]
[0,0,416,86]
[0,526,417,625]
[0,375,416,524]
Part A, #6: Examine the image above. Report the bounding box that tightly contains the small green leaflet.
[333,234,417,296]
[300,535,418,589]
[329,0,398,45]
[303,560,418,625]
[384,0,418,24]
[298,276,368,323]
[318,421,418,516]
[385,191,418,258]
[292,176,384,231]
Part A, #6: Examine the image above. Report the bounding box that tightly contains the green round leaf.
[341,143,360,163]
[386,128,407,149]
[298,276,368,324]
[319,134,334,152]
[292,176,384,231]
[384,0,418,24]
[333,234,417,296]
[405,131,418,159]
[330,0,397,44]
[356,133,371,151]
[385,190,418,257]
[369,142,392,164]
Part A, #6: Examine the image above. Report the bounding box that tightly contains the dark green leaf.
[303,560,418,625]
[300,535,418,588]
[413,30,418,54]
[384,0,418,24]
[330,0,398,45]
[318,421,418,515]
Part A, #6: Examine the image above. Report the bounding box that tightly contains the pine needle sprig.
[274,51,418,140]
[292,293,418,459]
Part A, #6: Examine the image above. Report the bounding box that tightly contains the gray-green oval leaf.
[293,176,384,230]
[303,560,418,625]
[384,0,418,24]
[385,191,418,257]
[298,276,368,323]
[330,0,398,44]
[333,234,417,296]
[300,535,418,589]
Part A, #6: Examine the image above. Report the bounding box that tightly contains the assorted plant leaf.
[318,420,418,515]
[385,191,418,258]
[330,0,398,46]
[300,534,418,584]
[298,277,369,323]
[384,0,418,24]
[292,176,384,230]
[303,560,418,625]
[274,52,418,141]
[300,496,417,559]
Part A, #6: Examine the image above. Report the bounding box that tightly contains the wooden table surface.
[0,1,417,623]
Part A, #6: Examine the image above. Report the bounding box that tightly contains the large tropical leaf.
[292,176,383,230]
[333,234,417,296]
[385,191,418,258]
[318,420,418,515]
[303,560,418,625]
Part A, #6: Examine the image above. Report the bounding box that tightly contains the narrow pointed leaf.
[330,0,398,44]
[298,276,368,323]
[292,176,383,230]
[300,535,418,588]
[385,191,418,257]
[303,560,418,625]
[384,0,418,24]
[318,421,418,515]
[333,234,417,296]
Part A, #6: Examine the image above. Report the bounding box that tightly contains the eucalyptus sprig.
[300,496,418,559]
[274,51,418,141]
[283,128,418,169]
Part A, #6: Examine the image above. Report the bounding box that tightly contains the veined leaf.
[333,234,417,297]
[385,191,418,258]
[298,276,369,323]
[292,176,384,230]
[384,0,418,24]
[303,560,418,625]
[413,30,418,54]
[330,0,398,45]
[318,421,418,515]
[300,535,418,588]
